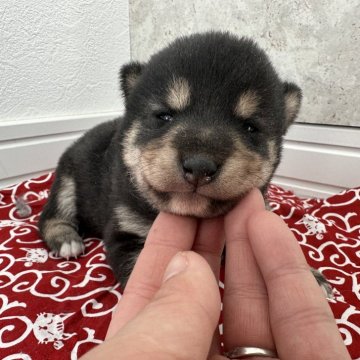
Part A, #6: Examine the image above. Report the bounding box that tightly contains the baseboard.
[0,112,122,188]
[274,123,360,198]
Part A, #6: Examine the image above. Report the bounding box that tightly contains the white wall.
[0,0,130,187]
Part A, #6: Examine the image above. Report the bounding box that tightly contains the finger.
[106,212,197,338]
[222,189,275,352]
[193,216,225,356]
[248,211,351,360]
[86,251,221,359]
[193,216,224,278]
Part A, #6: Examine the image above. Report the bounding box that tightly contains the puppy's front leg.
[39,175,85,259]
[104,223,145,287]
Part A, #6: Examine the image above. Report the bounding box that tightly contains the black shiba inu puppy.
[39,32,329,292]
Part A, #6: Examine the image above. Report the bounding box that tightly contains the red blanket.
[0,173,359,359]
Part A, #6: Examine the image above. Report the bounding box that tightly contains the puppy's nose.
[182,155,219,186]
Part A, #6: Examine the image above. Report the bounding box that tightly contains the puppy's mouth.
[144,175,233,202]
[142,173,242,217]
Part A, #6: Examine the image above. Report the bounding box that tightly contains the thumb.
[84,251,221,359]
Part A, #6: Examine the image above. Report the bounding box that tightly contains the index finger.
[107,212,197,338]
[248,211,351,360]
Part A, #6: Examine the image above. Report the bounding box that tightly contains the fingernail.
[163,252,189,282]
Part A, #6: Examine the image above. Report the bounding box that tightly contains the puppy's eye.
[243,120,259,133]
[157,113,174,122]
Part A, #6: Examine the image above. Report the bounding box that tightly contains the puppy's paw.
[58,238,85,259]
[311,268,333,299]
[41,220,85,259]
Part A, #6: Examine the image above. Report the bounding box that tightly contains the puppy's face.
[120,33,302,217]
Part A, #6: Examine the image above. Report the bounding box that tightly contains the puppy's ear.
[120,62,144,100]
[283,82,302,133]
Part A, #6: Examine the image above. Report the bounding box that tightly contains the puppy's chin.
[140,175,242,217]
[146,188,237,218]
[166,192,212,217]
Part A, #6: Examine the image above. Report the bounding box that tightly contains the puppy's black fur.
[39,32,304,286]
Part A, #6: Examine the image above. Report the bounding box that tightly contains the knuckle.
[192,242,222,258]
[225,281,268,300]
[124,279,159,301]
[266,262,310,285]
[227,230,249,243]
[273,305,334,332]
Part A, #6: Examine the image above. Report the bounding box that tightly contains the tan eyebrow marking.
[234,90,260,118]
[166,77,191,111]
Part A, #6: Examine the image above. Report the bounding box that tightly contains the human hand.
[82,189,350,359]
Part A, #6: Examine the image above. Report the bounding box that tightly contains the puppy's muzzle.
[182,155,219,187]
